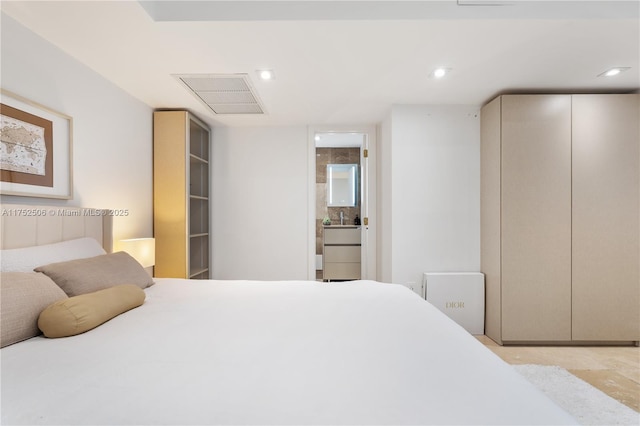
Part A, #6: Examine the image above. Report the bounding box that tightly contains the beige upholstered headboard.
[0,205,113,252]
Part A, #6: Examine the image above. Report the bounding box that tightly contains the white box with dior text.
[424,272,485,335]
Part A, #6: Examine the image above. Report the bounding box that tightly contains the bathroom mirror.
[327,164,358,207]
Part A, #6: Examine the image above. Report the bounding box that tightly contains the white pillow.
[0,238,106,272]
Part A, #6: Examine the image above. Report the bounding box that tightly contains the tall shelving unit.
[154,111,210,279]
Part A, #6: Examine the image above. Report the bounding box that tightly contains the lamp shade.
[117,238,155,268]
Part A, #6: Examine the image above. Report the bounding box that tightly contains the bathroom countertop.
[323,225,361,229]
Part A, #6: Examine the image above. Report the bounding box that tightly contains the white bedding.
[1,279,576,425]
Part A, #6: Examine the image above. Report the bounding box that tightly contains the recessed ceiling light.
[598,67,630,77]
[429,67,451,79]
[257,69,275,81]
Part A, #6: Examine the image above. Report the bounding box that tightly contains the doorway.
[307,126,376,281]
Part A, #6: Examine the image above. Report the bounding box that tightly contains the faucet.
[340,211,344,225]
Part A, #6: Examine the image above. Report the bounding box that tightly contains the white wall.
[211,108,480,284]
[1,14,153,242]
[377,115,393,283]
[381,105,481,293]
[211,126,309,280]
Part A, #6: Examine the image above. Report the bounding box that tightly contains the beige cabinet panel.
[154,112,188,278]
[500,95,573,342]
[324,245,361,263]
[323,262,361,280]
[324,228,361,244]
[571,94,640,341]
[480,96,503,343]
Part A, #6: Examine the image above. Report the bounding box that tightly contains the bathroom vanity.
[323,226,361,281]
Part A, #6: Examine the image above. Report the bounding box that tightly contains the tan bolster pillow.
[38,284,145,338]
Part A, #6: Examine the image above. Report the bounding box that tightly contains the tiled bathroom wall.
[316,147,361,260]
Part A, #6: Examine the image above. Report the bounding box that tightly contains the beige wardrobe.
[481,94,639,344]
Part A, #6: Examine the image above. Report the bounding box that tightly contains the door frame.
[307,124,377,281]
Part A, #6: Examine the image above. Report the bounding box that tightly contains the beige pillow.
[0,272,68,348]
[35,251,154,297]
[38,284,145,338]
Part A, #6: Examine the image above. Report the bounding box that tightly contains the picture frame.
[0,89,73,199]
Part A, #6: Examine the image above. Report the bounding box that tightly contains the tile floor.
[477,335,640,412]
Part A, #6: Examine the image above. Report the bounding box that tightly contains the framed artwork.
[0,89,73,199]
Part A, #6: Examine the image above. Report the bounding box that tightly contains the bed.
[0,205,576,425]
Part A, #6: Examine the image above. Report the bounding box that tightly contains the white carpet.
[514,364,640,426]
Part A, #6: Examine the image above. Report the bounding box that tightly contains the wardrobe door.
[572,94,640,341]
[501,95,572,341]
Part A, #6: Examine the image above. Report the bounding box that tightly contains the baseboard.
[500,340,638,346]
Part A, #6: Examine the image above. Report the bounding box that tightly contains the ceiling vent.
[174,74,265,114]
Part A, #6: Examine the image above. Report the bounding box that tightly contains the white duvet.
[1,279,576,425]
